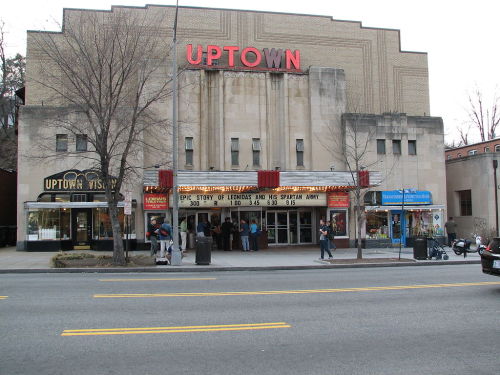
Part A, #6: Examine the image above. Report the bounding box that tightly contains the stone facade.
[446,153,499,239]
[18,5,444,250]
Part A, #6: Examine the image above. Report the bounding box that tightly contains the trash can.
[413,236,428,260]
[196,236,212,265]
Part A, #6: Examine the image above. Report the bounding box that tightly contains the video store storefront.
[364,190,445,247]
[23,170,136,251]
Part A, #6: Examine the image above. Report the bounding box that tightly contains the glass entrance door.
[72,208,92,249]
[266,211,288,245]
[267,210,313,245]
[391,210,406,245]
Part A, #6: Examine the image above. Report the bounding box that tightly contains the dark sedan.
[481,237,500,276]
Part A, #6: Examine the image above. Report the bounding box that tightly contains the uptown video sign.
[186,44,301,72]
[43,170,117,192]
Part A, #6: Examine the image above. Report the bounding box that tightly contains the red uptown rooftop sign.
[186,44,301,72]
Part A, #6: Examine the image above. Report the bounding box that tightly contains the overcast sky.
[2,0,499,144]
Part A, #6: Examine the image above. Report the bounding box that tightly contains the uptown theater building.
[17,5,447,251]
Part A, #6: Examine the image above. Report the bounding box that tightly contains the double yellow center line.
[61,322,290,336]
[94,281,500,298]
[0,296,7,300]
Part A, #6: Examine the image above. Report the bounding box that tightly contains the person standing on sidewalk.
[445,217,457,247]
[158,219,173,258]
[249,219,259,251]
[319,219,333,260]
[147,218,159,256]
[221,217,233,251]
[240,219,250,251]
[179,217,187,253]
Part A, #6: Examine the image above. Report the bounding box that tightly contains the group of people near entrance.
[147,217,261,256]
[147,218,189,258]
[196,218,260,251]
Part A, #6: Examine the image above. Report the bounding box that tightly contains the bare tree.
[29,10,176,265]
[467,87,500,141]
[0,21,25,169]
[340,112,378,259]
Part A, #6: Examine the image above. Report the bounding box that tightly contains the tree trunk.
[109,202,126,265]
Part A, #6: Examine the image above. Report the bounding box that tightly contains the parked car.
[481,237,500,276]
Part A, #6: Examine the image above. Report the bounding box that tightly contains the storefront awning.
[365,205,445,211]
[25,202,129,209]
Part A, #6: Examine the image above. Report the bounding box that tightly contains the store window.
[76,134,87,152]
[252,138,261,167]
[93,207,135,239]
[408,140,417,155]
[392,140,401,155]
[231,138,239,166]
[56,134,68,152]
[329,210,347,237]
[26,208,71,241]
[377,139,386,154]
[185,137,194,166]
[296,139,304,167]
[365,212,389,239]
[458,190,472,216]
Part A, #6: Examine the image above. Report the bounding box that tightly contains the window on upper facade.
[495,145,500,152]
[296,139,304,167]
[252,138,261,167]
[231,138,239,166]
[76,134,87,152]
[408,140,417,155]
[56,134,68,152]
[458,190,472,216]
[447,155,452,160]
[457,153,462,158]
[392,140,401,155]
[376,139,386,154]
[185,137,194,166]
[484,146,490,152]
[468,149,477,155]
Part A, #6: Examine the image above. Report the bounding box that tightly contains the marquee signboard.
[179,192,326,208]
[186,44,301,72]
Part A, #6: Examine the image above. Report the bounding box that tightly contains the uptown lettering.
[186,44,301,71]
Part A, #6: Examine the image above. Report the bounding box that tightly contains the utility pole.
[170,1,182,265]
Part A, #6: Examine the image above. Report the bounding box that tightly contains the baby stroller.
[427,237,449,260]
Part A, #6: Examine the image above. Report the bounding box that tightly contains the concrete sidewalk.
[0,245,481,273]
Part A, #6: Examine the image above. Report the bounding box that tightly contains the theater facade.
[17,5,446,251]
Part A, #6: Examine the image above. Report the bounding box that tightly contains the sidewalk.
[0,245,481,273]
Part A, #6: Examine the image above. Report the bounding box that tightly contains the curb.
[0,260,481,274]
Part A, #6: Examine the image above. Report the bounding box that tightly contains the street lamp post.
[170,1,182,265]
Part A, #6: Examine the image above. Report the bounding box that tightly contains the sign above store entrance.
[43,169,117,192]
[186,44,301,72]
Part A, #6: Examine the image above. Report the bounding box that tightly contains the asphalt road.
[1,265,499,375]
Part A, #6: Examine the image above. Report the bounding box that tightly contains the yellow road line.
[98,277,217,282]
[94,281,500,299]
[61,322,290,336]
[0,296,8,300]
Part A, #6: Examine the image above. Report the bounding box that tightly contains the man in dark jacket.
[147,218,159,256]
[221,217,233,251]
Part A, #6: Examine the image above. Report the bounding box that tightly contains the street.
[1,265,499,375]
